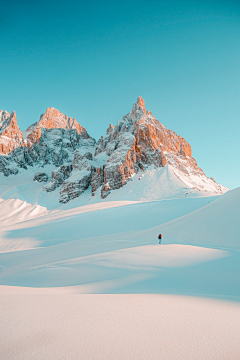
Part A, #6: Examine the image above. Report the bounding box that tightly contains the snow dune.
[0,198,48,227]
[0,196,215,252]
[158,187,240,249]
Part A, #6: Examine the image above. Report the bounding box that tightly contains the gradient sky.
[1,0,240,189]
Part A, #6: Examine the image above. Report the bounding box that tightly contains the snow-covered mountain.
[0,97,228,206]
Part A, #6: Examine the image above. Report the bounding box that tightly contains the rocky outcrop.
[101,182,111,199]
[33,172,48,182]
[59,172,92,203]
[43,164,73,192]
[59,150,94,203]
[91,167,104,195]
[73,150,92,171]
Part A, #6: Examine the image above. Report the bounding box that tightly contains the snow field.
[0,185,239,360]
[1,294,240,360]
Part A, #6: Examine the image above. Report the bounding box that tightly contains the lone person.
[158,234,162,244]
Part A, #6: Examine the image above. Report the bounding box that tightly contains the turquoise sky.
[1,0,240,189]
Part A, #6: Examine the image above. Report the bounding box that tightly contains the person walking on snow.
[158,234,162,244]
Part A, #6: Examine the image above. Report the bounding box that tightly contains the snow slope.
[0,197,216,253]
[0,164,227,211]
[104,164,227,202]
[153,186,240,249]
[0,189,239,295]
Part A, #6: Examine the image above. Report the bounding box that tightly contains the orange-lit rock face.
[137,96,146,114]
[26,126,42,144]
[133,119,192,159]
[94,96,197,197]
[131,96,146,119]
[26,107,89,144]
[0,111,23,154]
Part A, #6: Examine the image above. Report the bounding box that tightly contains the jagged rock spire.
[131,96,146,118]
[137,96,146,112]
[106,124,114,134]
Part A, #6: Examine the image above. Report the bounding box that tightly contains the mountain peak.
[0,110,22,154]
[132,96,146,116]
[137,96,145,107]
[44,107,61,117]
[26,107,90,143]
[106,124,114,134]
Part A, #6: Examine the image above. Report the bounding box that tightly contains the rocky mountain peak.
[0,110,22,154]
[131,96,146,117]
[137,96,146,112]
[26,107,90,144]
[106,124,114,134]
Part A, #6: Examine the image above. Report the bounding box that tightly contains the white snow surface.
[0,186,239,293]
[0,181,239,359]
[1,294,240,360]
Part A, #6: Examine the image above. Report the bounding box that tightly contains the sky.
[1,0,240,189]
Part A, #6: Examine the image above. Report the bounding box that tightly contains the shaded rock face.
[73,150,92,172]
[59,149,95,203]
[0,98,226,202]
[44,164,73,192]
[91,167,104,195]
[101,182,111,199]
[33,172,48,183]
[59,172,92,203]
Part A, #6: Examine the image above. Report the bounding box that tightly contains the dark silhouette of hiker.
[158,234,162,244]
